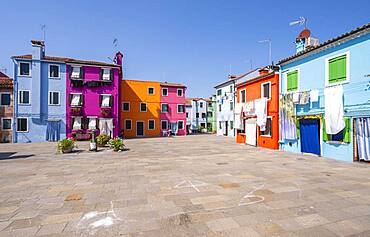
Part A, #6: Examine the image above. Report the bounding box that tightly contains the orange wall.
[236,73,279,149]
[121,80,161,138]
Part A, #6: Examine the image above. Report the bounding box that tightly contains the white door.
[245,118,257,146]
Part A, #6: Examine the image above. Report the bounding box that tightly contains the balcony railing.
[101,107,112,118]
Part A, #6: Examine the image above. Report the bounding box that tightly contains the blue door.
[300,119,320,155]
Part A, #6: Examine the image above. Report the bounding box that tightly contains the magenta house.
[66,52,123,140]
[160,82,187,136]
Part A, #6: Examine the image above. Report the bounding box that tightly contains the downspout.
[12,58,18,143]
[233,80,236,136]
[277,64,282,149]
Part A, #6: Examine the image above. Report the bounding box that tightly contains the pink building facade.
[66,52,122,139]
[160,83,187,136]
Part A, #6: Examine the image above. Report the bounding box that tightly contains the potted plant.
[101,108,112,118]
[57,138,75,153]
[107,138,125,152]
[96,134,111,147]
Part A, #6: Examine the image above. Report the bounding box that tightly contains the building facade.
[206,95,217,133]
[278,23,370,162]
[160,82,187,136]
[0,72,13,143]
[12,40,67,143]
[235,67,280,149]
[186,98,208,133]
[66,52,122,140]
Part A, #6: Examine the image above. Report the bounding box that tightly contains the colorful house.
[206,95,217,133]
[186,98,208,133]
[159,82,187,136]
[0,72,13,143]
[278,23,370,162]
[66,52,122,140]
[235,67,280,149]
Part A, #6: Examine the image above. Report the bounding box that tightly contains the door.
[300,119,320,155]
[245,119,257,146]
[46,121,61,142]
[224,121,228,136]
[136,121,144,136]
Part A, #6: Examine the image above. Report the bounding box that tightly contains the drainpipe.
[233,80,236,136]
[12,58,18,143]
[277,64,282,149]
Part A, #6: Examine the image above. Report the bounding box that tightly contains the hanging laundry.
[356,118,370,161]
[255,98,267,131]
[298,91,310,104]
[279,94,296,140]
[310,89,319,103]
[324,85,345,134]
[292,92,300,104]
[234,103,243,129]
[244,101,255,116]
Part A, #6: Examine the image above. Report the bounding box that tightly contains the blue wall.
[279,33,370,162]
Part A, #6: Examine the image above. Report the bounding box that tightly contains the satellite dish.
[298,29,311,39]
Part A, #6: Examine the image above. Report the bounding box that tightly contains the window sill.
[17,131,29,133]
[49,104,61,106]
[325,141,349,145]
[18,75,31,78]
[18,103,31,106]
[260,135,272,138]
[49,77,61,80]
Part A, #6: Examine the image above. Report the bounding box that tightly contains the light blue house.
[278,23,370,162]
[12,40,66,142]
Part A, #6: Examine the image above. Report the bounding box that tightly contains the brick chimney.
[115,51,123,66]
[258,67,269,76]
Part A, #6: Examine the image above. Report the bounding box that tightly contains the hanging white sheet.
[255,98,267,131]
[324,85,345,134]
[73,117,82,130]
[356,118,370,161]
[310,89,319,103]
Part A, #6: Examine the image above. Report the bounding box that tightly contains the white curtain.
[71,67,80,78]
[73,117,82,130]
[99,119,113,137]
[102,69,111,81]
[357,118,370,161]
[101,95,111,107]
[88,118,97,130]
[71,94,81,106]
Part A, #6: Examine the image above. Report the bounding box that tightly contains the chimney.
[258,67,269,75]
[115,51,123,66]
[228,75,237,80]
[31,40,45,60]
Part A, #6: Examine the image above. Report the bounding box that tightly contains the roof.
[12,54,120,68]
[278,22,370,65]
[214,68,259,88]
[160,82,186,88]
[0,73,13,89]
[236,71,276,88]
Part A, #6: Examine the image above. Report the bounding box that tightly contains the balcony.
[70,107,83,116]
[101,107,112,118]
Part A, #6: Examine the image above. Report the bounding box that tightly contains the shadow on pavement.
[0,152,35,161]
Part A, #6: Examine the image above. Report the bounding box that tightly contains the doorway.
[300,119,320,155]
[245,118,257,146]
[224,121,228,136]
[136,121,144,136]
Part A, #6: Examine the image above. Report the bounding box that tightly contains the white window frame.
[136,120,145,137]
[161,103,169,113]
[217,89,222,96]
[1,118,12,130]
[18,62,31,77]
[18,90,30,105]
[148,119,155,130]
[261,82,271,100]
[161,120,168,130]
[239,89,246,103]
[122,102,130,112]
[48,91,60,106]
[148,87,155,95]
[325,51,350,87]
[178,120,184,130]
[100,94,112,108]
[17,117,28,132]
[177,104,185,113]
[177,89,183,97]
[48,64,60,79]
[124,119,132,130]
[140,102,147,112]
[102,68,112,81]
[70,93,83,107]
[284,68,300,93]
[0,92,11,106]
[162,88,168,96]
[260,116,272,137]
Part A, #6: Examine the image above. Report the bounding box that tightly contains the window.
[202,113,206,118]
[186,112,189,118]
[1,118,12,130]
[207,112,212,117]
[230,121,234,130]
[72,117,82,130]
[161,103,169,113]
[196,113,199,118]
[122,102,130,111]
[200,123,206,129]
[287,70,298,92]
[71,66,82,79]
[148,87,154,95]
[260,117,272,136]
[230,85,233,93]
[19,91,30,104]
[178,121,184,130]
[49,64,60,78]
[162,88,168,96]
[0,93,11,106]
[148,120,155,130]
[17,118,28,132]
[177,89,183,97]
[261,82,271,99]
[125,120,132,130]
[70,93,83,106]
[219,121,222,129]
[88,118,97,130]
[49,91,60,105]
[19,62,30,76]
[100,94,112,107]
[230,101,233,111]
[199,102,203,108]
[323,117,351,143]
[327,53,348,85]
[217,89,222,96]
[177,104,185,113]
[218,104,221,112]
[101,68,112,81]
[140,102,147,112]
[161,120,168,130]
[240,90,246,103]
[208,102,212,107]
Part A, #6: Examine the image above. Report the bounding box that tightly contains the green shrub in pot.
[96,134,110,147]
[107,138,125,151]
[57,139,75,153]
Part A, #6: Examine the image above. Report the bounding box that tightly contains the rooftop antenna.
[289,16,307,29]
[258,39,272,65]
[113,38,118,48]
[40,24,46,41]
[0,67,7,74]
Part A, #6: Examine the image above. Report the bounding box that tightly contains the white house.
[186,98,208,133]
[214,69,259,137]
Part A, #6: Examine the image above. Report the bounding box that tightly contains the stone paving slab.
[1,134,370,236]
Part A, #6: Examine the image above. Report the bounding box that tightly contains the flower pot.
[62,147,73,153]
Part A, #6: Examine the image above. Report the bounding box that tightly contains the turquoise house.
[278,23,370,162]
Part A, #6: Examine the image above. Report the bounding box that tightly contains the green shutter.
[328,55,346,84]
[287,70,298,92]
[322,118,329,142]
[343,117,351,143]
[296,119,300,139]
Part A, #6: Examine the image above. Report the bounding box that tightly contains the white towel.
[255,98,267,131]
[310,89,319,102]
[73,117,82,130]
[292,92,300,103]
[324,85,345,134]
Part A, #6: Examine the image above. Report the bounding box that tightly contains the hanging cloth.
[356,118,370,161]
[279,94,297,140]
[106,119,113,137]
[298,91,310,105]
[255,98,267,131]
[324,85,345,134]
[310,89,319,103]
[292,92,300,104]
[234,103,243,129]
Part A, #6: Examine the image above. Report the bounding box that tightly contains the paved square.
[1,135,370,236]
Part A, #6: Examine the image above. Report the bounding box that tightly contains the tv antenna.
[113,38,118,48]
[289,17,307,28]
[258,39,272,65]
[40,24,46,41]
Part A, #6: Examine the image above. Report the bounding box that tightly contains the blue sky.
[1,0,369,97]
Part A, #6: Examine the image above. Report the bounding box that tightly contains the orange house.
[235,67,279,149]
[121,80,161,138]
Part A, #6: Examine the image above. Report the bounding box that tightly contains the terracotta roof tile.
[0,77,13,89]
[160,82,186,88]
